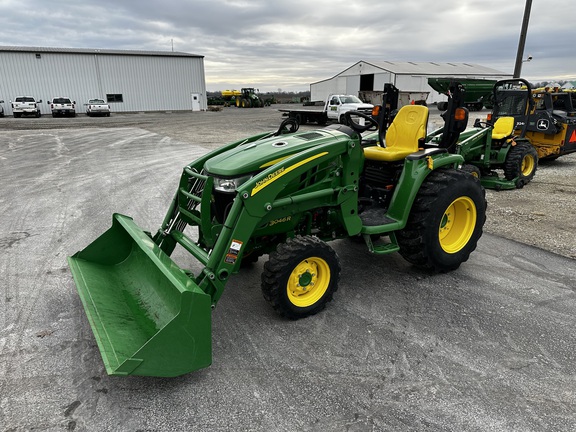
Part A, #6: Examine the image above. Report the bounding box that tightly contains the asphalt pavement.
[1,121,576,431]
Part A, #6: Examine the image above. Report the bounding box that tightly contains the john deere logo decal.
[537,119,549,130]
[251,152,328,196]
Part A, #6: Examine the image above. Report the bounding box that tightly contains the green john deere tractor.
[235,87,264,108]
[68,100,486,377]
[426,79,538,190]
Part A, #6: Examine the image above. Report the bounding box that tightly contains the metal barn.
[0,46,207,115]
[311,61,511,105]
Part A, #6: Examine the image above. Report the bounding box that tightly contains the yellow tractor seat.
[491,117,515,140]
[364,105,429,162]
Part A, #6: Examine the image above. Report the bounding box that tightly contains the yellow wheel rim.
[521,154,535,176]
[439,197,477,254]
[286,257,330,307]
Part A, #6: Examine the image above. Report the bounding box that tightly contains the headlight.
[213,175,252,193]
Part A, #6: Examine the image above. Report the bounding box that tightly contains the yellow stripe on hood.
[251,152,328,196]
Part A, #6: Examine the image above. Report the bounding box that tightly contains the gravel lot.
[3,104,573,259]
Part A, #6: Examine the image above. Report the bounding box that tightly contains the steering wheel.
[343,111,379,133]
[275,118,299,136]
[473,119,491,129]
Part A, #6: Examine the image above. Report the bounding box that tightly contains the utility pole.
[513,0,533,78]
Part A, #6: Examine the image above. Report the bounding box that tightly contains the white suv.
[11,96,42,118]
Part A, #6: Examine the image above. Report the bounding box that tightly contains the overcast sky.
[0,0,573,92]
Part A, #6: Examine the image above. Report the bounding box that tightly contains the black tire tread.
[261,236,340,319]
[503,141,538,183]
[397,169,486,272]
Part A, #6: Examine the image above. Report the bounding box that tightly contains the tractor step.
[362,232,400,255]
[359,207,396,226]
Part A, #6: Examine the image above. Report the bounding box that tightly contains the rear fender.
[386,150,464,225]
[492,144,512,164]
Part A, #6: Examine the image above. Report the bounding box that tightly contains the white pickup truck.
[49,97,76,117]
[279,94,374,125]
[85,98,111,117]
[11,96,42,118]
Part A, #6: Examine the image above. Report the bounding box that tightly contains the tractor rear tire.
[503,141,538,187]
[261,236,341,319]
[397,169,486,272]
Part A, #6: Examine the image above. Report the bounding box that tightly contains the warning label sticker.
[229,240,243,252]
[225,239,243,264]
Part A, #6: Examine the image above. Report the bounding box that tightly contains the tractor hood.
[204,126,356,177]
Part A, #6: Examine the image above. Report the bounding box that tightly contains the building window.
[35,53,41,59]
[106,94,123,103]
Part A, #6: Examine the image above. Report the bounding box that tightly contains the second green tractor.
[427,79,538,190]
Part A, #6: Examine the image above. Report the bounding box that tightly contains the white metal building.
[0,46,207,115]
[311,61,511,104]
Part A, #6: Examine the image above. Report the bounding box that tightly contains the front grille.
[174,168,209,228]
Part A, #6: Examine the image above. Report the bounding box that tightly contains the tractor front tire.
[397,169,486,272]
[261,236,341,319]
[504,141,538,187]
[462,164,481,179]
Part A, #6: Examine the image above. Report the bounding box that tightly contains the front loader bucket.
[68,214,212,377]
